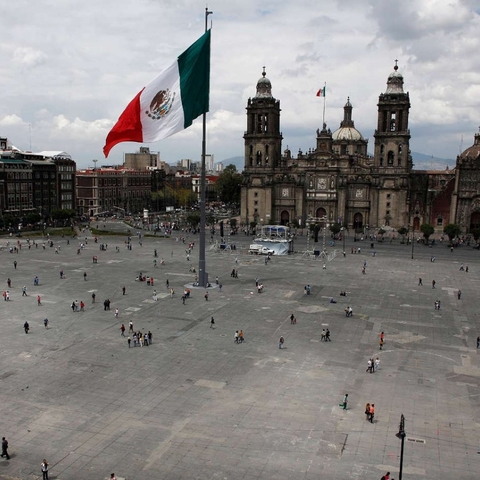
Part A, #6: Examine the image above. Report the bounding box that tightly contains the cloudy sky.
[1,0,479,169]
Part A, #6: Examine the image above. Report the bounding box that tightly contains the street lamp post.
[411,227,415,259]
[341,227,346,255]
[396,414,406,480]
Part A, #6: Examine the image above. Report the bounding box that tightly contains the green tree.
[26,213,42,224]
[420,223,434,242]
[329,223,341,236]
[397,227,408,243]
[215,164,243,206]
[51,209,76,220]
[186,213,200,227]
[443,223,462,242]
[174,188,196,209]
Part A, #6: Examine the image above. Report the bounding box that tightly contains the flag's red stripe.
[103,89,144,158]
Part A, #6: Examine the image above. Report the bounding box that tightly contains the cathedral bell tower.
[372,62,411,229]
[373,61,411,172]
[243,68,282,171]
[241,68,283,226]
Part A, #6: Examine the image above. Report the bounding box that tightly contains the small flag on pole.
[316,86,326,97]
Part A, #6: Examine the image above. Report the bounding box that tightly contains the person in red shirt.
[369,404,375,423]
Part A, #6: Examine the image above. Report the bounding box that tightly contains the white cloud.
[0,114,25,126]
[12,46,48,67]
[0,0,478,167]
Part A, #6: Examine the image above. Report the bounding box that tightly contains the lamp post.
[341,227,346,255]
[395,413,406,480]
[411,226,415,259]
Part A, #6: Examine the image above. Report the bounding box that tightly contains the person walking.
[153,290,158,301]
[41,459,49,480]
[83,272,87,281]
[366,358,372,373]
[234,330,239,343]
[432,279,436,289]
[44,318,49,329]
[92,292,96,303]
[22,285,27,296]
[369,404,375,423]
[210,317,215,328]
[114,308,119,318]
[127,336,131,348]
[325,329,331,341]
[120,324,125,337]
[375,357,380,370]
[238,330,244,343]
[13,260,17,269]
[122,286,126,295]
[129,321,133,333]
[1,437,10,459]
[418,277,423,286]
[279,336,285,349]
[24,321,30,334]
[339,393,348,410]
[458,290,462,300]
[290,313,295,324]
[204,291,209,301]
[365,403,371,421]
[37,295,42,306]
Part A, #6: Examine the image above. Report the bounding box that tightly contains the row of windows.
[6,172,32,179]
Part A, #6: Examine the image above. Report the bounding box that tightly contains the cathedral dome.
[254,68,273,99]
[332,126,364,141]
[332,98,364,141]
[459,131,480,159]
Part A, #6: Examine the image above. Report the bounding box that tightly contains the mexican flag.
[316,86,326,97]
[104,29,211,158]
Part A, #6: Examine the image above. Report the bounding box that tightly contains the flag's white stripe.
[140,61,185,143]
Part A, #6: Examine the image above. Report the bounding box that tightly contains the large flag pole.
[199,6,213,287]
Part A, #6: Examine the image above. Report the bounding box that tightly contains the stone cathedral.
[240,64,413,231]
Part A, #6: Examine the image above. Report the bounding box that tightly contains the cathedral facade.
[240,65,443,233]
[241,65,413,231]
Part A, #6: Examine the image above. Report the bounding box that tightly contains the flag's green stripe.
[178,29,211,128]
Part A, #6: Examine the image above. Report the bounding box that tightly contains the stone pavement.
[1,227,480,479]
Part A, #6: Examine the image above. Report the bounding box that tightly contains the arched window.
[256,151,262,166]
[387,151,394,165]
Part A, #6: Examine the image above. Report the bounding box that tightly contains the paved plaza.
[1,224,480,480]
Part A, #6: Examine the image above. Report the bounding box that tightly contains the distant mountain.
[215,153,455,173]
[411,152,454,170]
[216,156,244,172]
